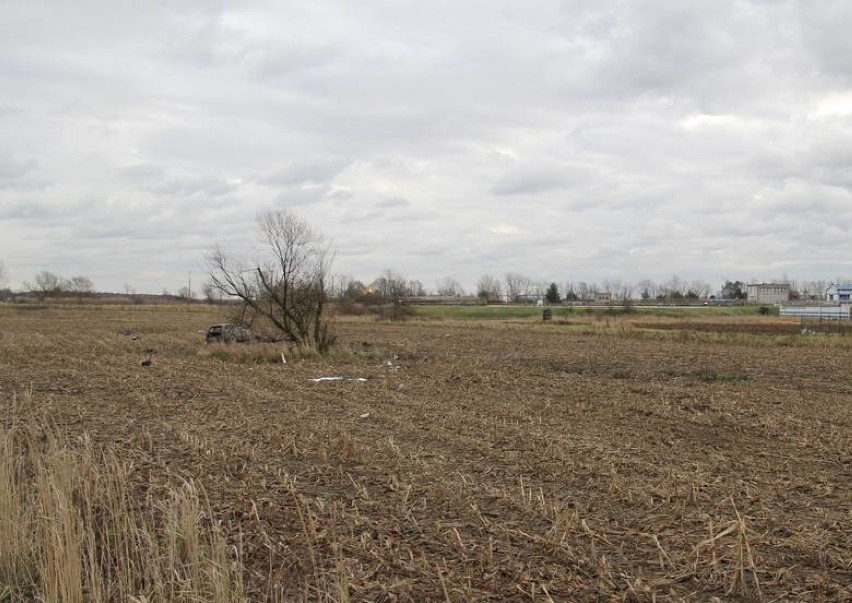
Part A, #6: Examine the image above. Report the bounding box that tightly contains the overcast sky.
[1,0,851,294]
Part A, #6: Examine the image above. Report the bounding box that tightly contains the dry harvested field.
[1,304,850,602]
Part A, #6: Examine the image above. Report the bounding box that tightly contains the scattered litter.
[359,412,370,419]
[280,353,287,364]
[310,376,368,382]
[384,360,401,372]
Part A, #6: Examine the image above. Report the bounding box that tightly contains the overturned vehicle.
[205,323,252,343]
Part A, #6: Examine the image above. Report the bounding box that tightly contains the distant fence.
[780,305,852,335]
[780,305,851,319]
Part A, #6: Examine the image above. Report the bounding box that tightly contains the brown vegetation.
[0,304,849,601]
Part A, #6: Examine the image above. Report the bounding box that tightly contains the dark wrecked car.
[205,324,252,343]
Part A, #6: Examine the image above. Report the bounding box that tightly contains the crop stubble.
[0,305,849,602]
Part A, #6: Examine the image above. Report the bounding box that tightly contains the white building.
[826,283,852,302]
[746,283,790,304]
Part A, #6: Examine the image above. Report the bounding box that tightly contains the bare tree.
[436,277,464,297]
[201,281,223,304]
[504,272,532,303]
[595,278,630,301]
[329,273,353,298]
[62,275,94,302]
[207,209,335,353]
[688,279,711,299]
[373,270,409,300]
[370,269,416,320]
[0,261,6,288]
[27,270,62,301]
[341,278,366,300]
[476,274,502,302]
[369,271,426,297]
[407,279,426,296]
[636,279,656,300]
[66,275,94,295]
[800,280,827,301]
[662,275,685,299]
[177,286,195,301]
[608,279,633,301]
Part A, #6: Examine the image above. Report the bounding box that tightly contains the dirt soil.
[0,305,849,602]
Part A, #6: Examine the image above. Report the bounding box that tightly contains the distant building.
[593,292,612,304]
[826,283,852,302]
[746,283,790,305]
[515,293,543,305]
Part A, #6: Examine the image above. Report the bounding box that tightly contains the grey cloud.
[259,157,350,187]
[0,103,22,118]
[374,197,409,209]
[71,224,142,240]
[811,168,852,192]
[748,134,852,192]
[328,189,354,201]
[148,177,235,199]
[794,1,852,84]
[255,43,338,81]
[746,151,800,183]
[389,209,437,224]
[337,242,378,257]
[339,209,382,224]
[0,154,38,189]
[803,138,852,191]
[810,148,852,171]
[0,200,51,221]
[120,164,166,183]
[274,185,332,207]
[491,164,588,196]
[410,245,446,257]
[118,164,236,200]
[545,1,807,116]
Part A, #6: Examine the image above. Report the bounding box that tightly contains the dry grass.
[0,420,243,602]
[0,304,849,601]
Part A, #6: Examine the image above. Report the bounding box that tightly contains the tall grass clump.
[0,425,244,603]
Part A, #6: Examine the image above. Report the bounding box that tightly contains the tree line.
[328,274,838,304]
[20,271,95,301]
[3,268,835,307]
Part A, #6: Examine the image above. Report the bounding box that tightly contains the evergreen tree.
[545,282,561,304]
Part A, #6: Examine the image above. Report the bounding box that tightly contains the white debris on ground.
[309,376,368,382]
